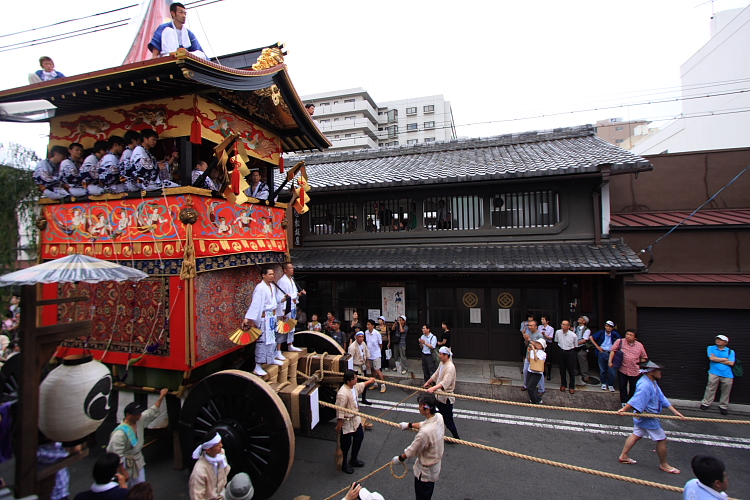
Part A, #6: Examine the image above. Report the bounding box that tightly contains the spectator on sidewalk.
[538,315,555,381]
[330,320,345,349]
[364,320,385,393]
[392,316,409,374]
[521,320,545,394]
[590,320,621,392]
[555,320,578,394]
[425,347,459,439]
[224,473,254,500]
[419,325,438,383]
[609,329,648,406]
[308,313,322,332]
[617,360,686,474]
[574,316,592,385]
[526,338,547,405]
[683,455,730,500]
[73,452,129,500]
[700,335,736,416]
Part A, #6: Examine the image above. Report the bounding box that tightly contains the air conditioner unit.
[0,100,56,122]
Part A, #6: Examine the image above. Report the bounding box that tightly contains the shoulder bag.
[611,339,624,369]
[727,348,743,378]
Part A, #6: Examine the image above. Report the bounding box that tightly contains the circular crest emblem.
[462,292,479,308]
[497,292,515,308]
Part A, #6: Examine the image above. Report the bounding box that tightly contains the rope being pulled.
[319,401,740,500]
[320,370,749,424]
[322,459,407,500]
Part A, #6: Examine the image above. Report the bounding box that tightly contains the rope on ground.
[321,370,749,424]
[322,460,408,500]
[377,390,419,419]
[319,401,740,500]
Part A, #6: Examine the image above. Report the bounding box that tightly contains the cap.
[224,472,254,500]
[438,346,452,356]
[639,359,664,371]
[534,338,547,349]
[123,402,146,416]
[399,314,406,320]
[580,315,589,323]
[377,316,386,322]
[605,320,615,327]
[332,319,341,324]
[716,335,729,342]
[355,331,364,337]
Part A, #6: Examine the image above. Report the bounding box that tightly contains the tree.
[0,142,41,273]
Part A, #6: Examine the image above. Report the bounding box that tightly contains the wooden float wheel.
[292,330,345,355]
[179,370,294,500]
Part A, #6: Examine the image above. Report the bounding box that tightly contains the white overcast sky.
[0,0,747,157]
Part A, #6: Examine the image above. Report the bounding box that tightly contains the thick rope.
[321,371,748,424]
[319,402,739,499]
[322,460,408,500]
[377,390,419,419]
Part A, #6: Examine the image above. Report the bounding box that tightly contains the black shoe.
[700,404,709,411]
[342,464,354,474]
[720,408,728,415]
[360,399,372,406]
[349,458,365,467]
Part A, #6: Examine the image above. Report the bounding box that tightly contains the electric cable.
[0,3,137,39]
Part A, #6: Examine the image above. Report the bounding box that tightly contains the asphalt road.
[57,386,748,500]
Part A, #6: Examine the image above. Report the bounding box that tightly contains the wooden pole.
[16,284,39,496]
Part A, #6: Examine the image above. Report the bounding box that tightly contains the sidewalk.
[381,357,750,415]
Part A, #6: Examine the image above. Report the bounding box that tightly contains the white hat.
[224,472,254,500]
[716,335,729,342]
[605,320,615,327]
[580,315,589,323]
[377,316,386,322]
[192,433,221,459]
[533,338,547,349]
[399,314,406,320]
[438,346,452,356]
[355,331,364,337]
[358,487,385,500]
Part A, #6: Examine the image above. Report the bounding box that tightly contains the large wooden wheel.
[179,370,294,500]
[292,330,345,355]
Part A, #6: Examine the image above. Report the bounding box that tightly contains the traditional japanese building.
[288,125,650,361]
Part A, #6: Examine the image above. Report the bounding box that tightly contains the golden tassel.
[180,224,197,279]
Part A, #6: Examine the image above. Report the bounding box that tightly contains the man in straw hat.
[395,392,445,500]
[617,360,686,473]
[243,266,287,377]
[336,369,376,474]
[224,473,254,500]
[424,346,460,439]
[106,388,168,486]
[189,433,230,500]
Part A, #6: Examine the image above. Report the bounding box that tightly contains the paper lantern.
[39,355,112,442]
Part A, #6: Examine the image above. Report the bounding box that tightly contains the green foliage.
[0,142,41,272]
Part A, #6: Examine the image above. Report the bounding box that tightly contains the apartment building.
[594,118,651,150]
[301,88,457,152]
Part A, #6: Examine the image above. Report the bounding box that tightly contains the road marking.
[363,399,750,450]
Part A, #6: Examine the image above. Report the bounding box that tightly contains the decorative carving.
[179,207,199,225]
[256,85,281,106]
[35,217,47,230]
[217,90,283,128]
[251,48,285,71]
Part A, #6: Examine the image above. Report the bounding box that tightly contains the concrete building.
[301,88,456,152]
[633,7,750,155]
[594,118,650,150]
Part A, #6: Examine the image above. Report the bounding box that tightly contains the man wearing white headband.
[617,360,685,474]
[395,392,445,500]
[189,433,230,500]
[424,347,459,439]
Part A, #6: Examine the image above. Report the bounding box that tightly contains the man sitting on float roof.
[148,2,207,60]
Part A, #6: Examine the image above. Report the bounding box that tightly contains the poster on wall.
[368,309,381,322]
[498,309,511,324]
[381,287,405,321]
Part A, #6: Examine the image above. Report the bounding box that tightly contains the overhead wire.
[0,3,137,39]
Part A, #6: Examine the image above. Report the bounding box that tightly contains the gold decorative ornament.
[497,292,515,308]
[462,292,479,308]
[35,217,48,230]
[251,48,284,70]
[179,207,199,225]
[208,242,220,254]
[256,84,282,106]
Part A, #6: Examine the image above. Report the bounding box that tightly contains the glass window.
[345,133,354,137]
[425,137,435,143]
[407,139,418,145]
[309,202,358,235]
[423,196,483,230]
[344,99,355,103]
[615,126,624,131]
[406,107,417,114]
[424,121,435,129]
[424,105,435,112]
[319,119,330,124]
[320,102,330,106]
[345,116,356,120]
[407,123,418,131]
[491,191,560,228]
[364,198,415,232]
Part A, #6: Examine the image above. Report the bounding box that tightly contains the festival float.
[0,36,350,499]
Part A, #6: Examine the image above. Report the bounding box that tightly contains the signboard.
[368,309,381,322]
[381,287,405,321]
[498,309,511,324]
[470,308,482,324]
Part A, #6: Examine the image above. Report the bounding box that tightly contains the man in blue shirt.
[617,360,685,474]
[149,3,207,59]
[683,455,730,500]
[700,335,736,416]
[590,320,621,392]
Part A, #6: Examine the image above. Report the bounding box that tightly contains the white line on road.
[362,399,750,450]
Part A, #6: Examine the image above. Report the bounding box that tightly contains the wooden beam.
[36,321,92,344]
[37,448,90,480]
[16,284,39,496]
[36,296,88,306]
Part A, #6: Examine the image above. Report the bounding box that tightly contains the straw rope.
[320,370,748,424]
[319,401,740,499]
[322,460,407,500]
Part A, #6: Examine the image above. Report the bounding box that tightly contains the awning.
[292,242,646,273]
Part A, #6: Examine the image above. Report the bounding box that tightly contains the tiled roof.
[611,209,750,228]
[284,125,651,193]
[291,242,646,273]
[627,273,750,284]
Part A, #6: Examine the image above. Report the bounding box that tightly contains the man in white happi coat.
[188,433,230,500]
[242,267,286,377]
[275,262,305,357]
[148,2,207,59]
[425,346,460,439]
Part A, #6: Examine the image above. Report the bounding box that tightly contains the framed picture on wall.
[381,286,405,321]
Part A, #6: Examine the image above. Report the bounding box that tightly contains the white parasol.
[0,253,148,286]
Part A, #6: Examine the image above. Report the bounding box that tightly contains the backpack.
[727,348,743,378]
